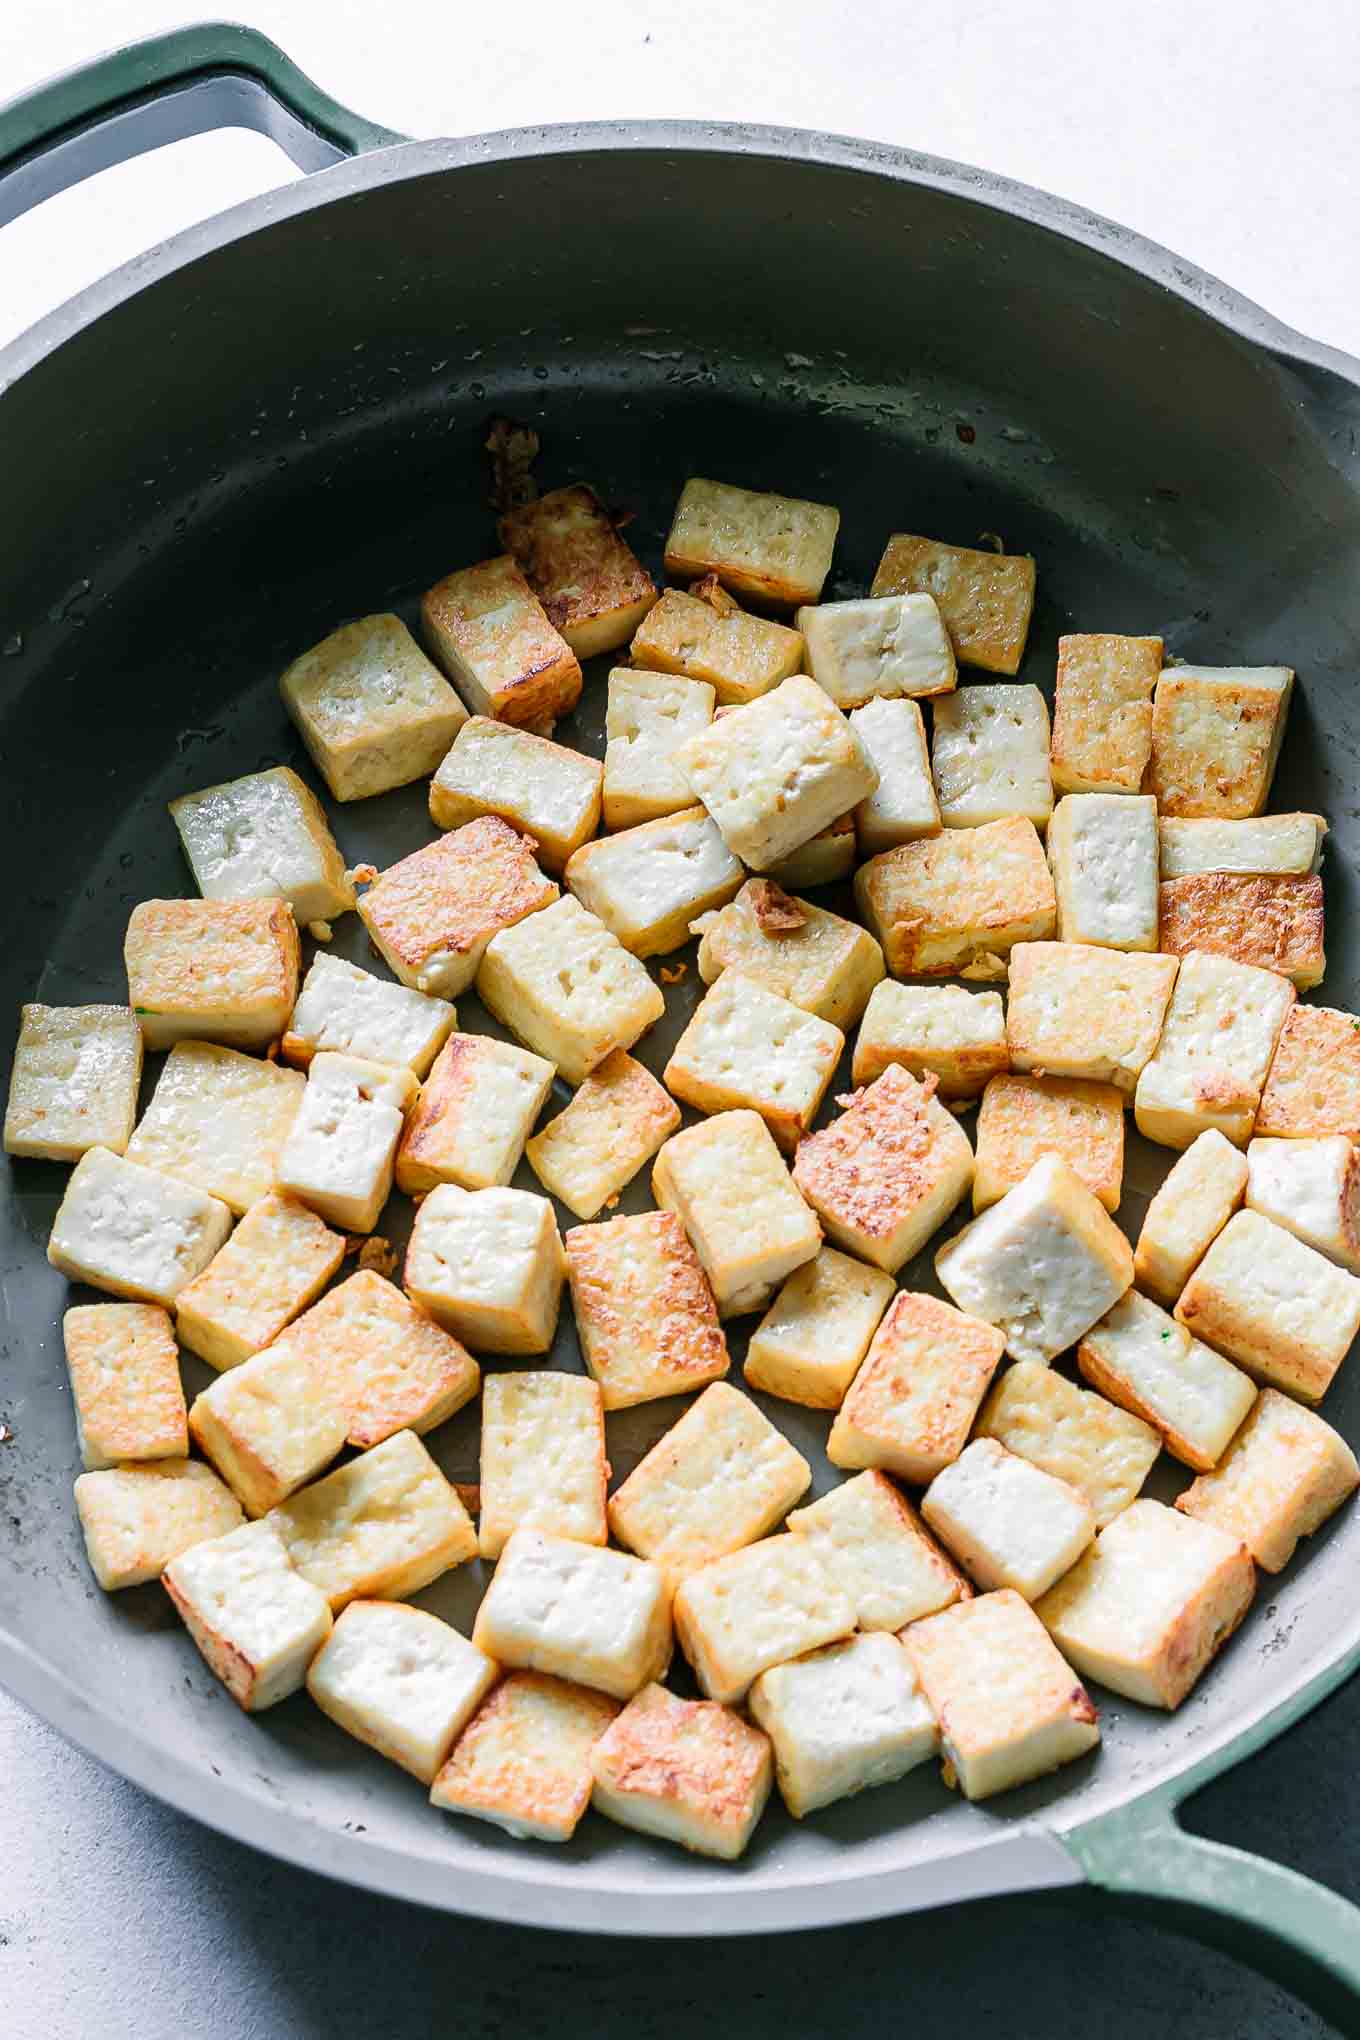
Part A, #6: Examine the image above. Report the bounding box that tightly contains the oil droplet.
[2,633,22,657]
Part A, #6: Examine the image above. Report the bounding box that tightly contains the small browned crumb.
[749,879,808,934]
[264,1038,282,1063]
[961,952,1009,982]
[454,1481,481,1517]
[603,1193,621,1210]
[307,920,334,943]
[689,571,740,617]
[659,962,689,984]
[346,863,378,889]
[357,1236,398,1278]
[977,532,1006,554]
[485,415,541,514]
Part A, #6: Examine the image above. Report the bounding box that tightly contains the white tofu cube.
[421,555,582,727]
[766,813,857,890]
[428,716,602,873]
[1133,950,1295,1149]
[479,1372,607,1559]
[651,1110,821,1317]
[62,1302,187,1468]
[307,1599,497,1780]
[827,1290,1005,1482]
[785,1469,969,1629]
[851,981,1008,1100]
[4,1003,142,1161]
[1050,632,1162,794]
[1246,1134,1360,1271]
[357,816,557,1001]
[279,613,467,803]
[855,816,1056,976]
[1158,872,1325,990]
[1177,1387,1359,1572]
[921,1438,1095,1601]
[630,587,803,707]
[793,1064,974,1271]
[1047,793,1159,951]
[499,482,658,658]
[526,1050,679,1221]
[281,954,455,1078]
[1133,1128,1248,1305]
[565,806,743,958]
[174,1193,346,1372]
[797,592,957,707]
[931,683,1053,831]
[124,898,300,1052]
[269,1429,478,1609]
[1175,1208,1360,1403]
[275,1052,415,1234]
[405,1184,565,1354]
[749,1631,938,1819]
[478,894,665,1085]
[395,1033,554,1195]
[849,697,941,854]
[673,1536,855,1703]
[694,880,884,1030]
[602,668,714,829]
[665,973,843,1153]
[1076,1289,1257,1472]
[430,1671,619,1842]
[872,535,1036,675]
[976,1359,1160,1529]
[188,1338,349,1517]
[744,1248,894,1409]
[75,1459,244,1591]
[1148,664,1294,818]
[169,765,354,926]
[1004,941,1179,1097]
[590,1683,773,1858]
[973,1072,1124,1214]
[163,1517,332,1710]
[48,1147,232,1306]
[126,1041,304,1216]
[472,1528,672,1699]
[564,1209,729,1410]
[1159,812,1327,879]
[1257,1003,1360,1141]
[664,477,839,606]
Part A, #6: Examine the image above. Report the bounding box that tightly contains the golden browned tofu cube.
[602,667,715,828]
[406,1184,566,1355]
[851,982,1007,1100]
[307,1600,496,1781]
[1005,942,1179,1097]
[427,716,602,874]
[664,477,839,607]
[976,1359,1161,1528]
[471,1529,672,1699]
[1257,1004,1360,1140]
[126,1041,304,1215]
[1158,873,1325,989]
[1176,1387,1358,1571]
[1050,632,1162,794]
[163,1517,332,1712]
[358,815,556,1001]
[63,1302,187,1469]
[767,813,857,890]
[1076,1288,1257,1472]
[930,684,1053,831]
[279,614,467,803]
[652,1110,821,1318]
[665,973,844,1154]
[526,1050,679,1221]
[786,1469,969,1630]
[1175,1209,1360,1402]
[48,1147,233,1307]
[1134,951,1295,1151]
[479,1371,608,1559]
[564,1210,729,1410]
[174,1192,346,1373]
[395,1032,554,1195]
[630,588,803,706]
[4,1003,142,1161]
[431,1671,620,1843]
[169,765,355,927]
[189,1339,348,1517]
[797,592,957,707]
[421,554,582,727]
[672,1535,855,1704]
[565,806,744,958]
[590,1682,773,1859]
[694,879,885,1029]
[749,1631,938,1820]
[1132,1127,1248,1306]
[75,1458,244,1591]
[743,1248,893,1409]
[792,1065,974,1272]
[854,816,1056,976]
[973,1072,1124,1214]
[872,535,1035,675]
[124,898,300,1052]
[269,1429,478,1610]
[1147,663,1294,818]
[478,894,665,1086]
[827,1290,1005,1482]
[500,483,658,657]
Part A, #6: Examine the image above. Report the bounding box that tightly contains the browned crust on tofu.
[360,817,556,971]
[125,899,300,1018]
[870,535,1035,675]
[1050,633,1162,793]
[1146,673,1287,818]
[499,484,657,641]
[793,1065,966,1244]
[565,1211,729,1395]
[629,590,803,700]
[591,1683,770,1828]
[1256,1005,1360,1138]
[1158,874,1325,987]
[853,820,1055,975]
[421,557,583,725]
[842,1292,1005,1468]
[395,1033,485,1190]
[431,1671,619,1830]
[974,1073,1124,1212]
[63,1303,187,1462]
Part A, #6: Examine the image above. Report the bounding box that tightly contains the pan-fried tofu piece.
[526,1051,679,1220]
[652,1110,821,1317]
[851,982,1007,1101]
[1050,632,1162,794]
[1159,812,1328,879]
[4,1003,142,1161]
[430,1671,619,1842]
[786,1470,969,1629]
[744,1248,893,1408]
[849,698,941,852]
[124,898,299,1052]
[694,880,885,1030]
[564,1210,728,1409]
[1133,1128,1247,1305]
[665,974,843,1153]
[1176,1388,1359,1572]
[1047,793,1159,951]
[1158,873,1325,989]
[591,1682,772,1857]
[358,816,556,1001]
[973,1073,1124,1214]
[936,1155,1133,1364]
[126,1042,304,1216]
[48,1147,232,1306]
[901,1589,1099,1798]
[797,592,957,707]
[1148,664,1294,818]
[1133,951,1294,1149]
[421,555,583,727]
[307,1600,496,1781]
[566,806,743,958]
[63,1302,187,1468]
[169,766,354,926]
[395,1033,554,1195]
[673,1536,855,1703]
[608,1382,811,1582]
[766,813,857,890]
[664,478,839,606]
[1076,1290,1257,1472]
[269,1429,478,1610]
[189,1339,348,1516]
[1257,1004,1360,1140]
[472,1528,672,1699]
[1174,1209,1360,1403]
[500,483,658,657]
[405,1184,565,1354]
[922,1438,1095,1601]
[275,1053,415,1234]
[871,536,1036,675]
[602,668,714,828]
[163,1517,331,1711]
[479,1372,608,1559]
[1005,942,1178,1097]
[427,717,602,874]
[173,1195,340,1372]
[279,614,467,802]
[855,816,1056,976]
[478,895,665,1085]
[630,588,803,706]
[793,1065,974,1272]
[75,1458,244,1591]
[282,954,455,1078]
[931,684,1053,831]
[976,1360,1159,1528]
[1037,1498,1255,1708]
[750,1631,936,1819]
[826,1291,1005,1482]
[1247,1135,1360,1272]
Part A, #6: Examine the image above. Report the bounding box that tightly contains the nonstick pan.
[3,23,1360,2025]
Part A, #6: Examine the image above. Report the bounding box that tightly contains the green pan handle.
[0,21,406,229]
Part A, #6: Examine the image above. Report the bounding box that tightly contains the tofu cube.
[1158,872,1325,990]
[4,1003,142,1161]
[1160,812,1327,879]
[479,1372,607,1560]
[931,683,1053,831]
[189,1338,349,1517]
[63,1302,187,1468]
[973,1072,1124,1214]
[921,1438,1095,1601]
[1176,1388,1359,1572]
[75,1458,245,1591]
[279,613,467,803]
[428,716,602,874]
[1175,1208,1360,1402]
[421,555,583,727]
[652,1110,821,1317]
[169,765,354,926]
[1247,1134,1360,1271]
[1133,951,1295,1149]
[797,591,957,707]
[1147,664,1294,818]
[664,477,839,606]
[565,806,744,958]
[665,973,843,1153]
[744,1248,894,1409]
[478,894,665,1085]
[395,1032,554,1195]
[848,697,941,854]
[935,1154,1134,1365]
[405,1184,565,1354]
[1047,793,1159,951]
[1049,632,1162,794]
[499,483,658,657]
[472,1528,672,1699]
[282,954,456,1078]
[792,1064,974,1271]
[602,668,714,829]
[851,981,1008,1101]
[826,1290,1005,1482]
[1005,941,1179,1097]
[48,1147,232,1306]
[901,1589,1099,1798]
[766,813,857,890]
[430,1671,619,1842]
[275,1052,415,1234]
[694,880,885,1030]
[590,1682,772,1858]
[124,898,300,1052]
[1076,1288,1257,1472]
[786,1469,969,1629]
[871,535,1036,675]
[526,1050,679,1221]
[1036,1499,1255,1709]
[357,816,557,1001]
[1257,1003,1360,1140]
[672,1535,855,1703]
[307,1600,497,1781]
[174,1192,346,1372]
[629,588,803,707]
[564,1209,729,1410]
[607,1381,811,1582]
[1133,1127,1248,1305]
[855,816,1056,976]
[749,1632,937,1819]
[269,1429,478,1609]
[163,1517,332,1711]
[126,1042,304,1215]
[976,1359,1159,1527]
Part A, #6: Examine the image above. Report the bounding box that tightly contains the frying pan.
[3,22,1360,2025]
